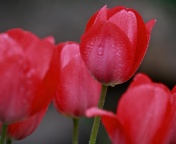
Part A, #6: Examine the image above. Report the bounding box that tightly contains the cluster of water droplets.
[112,40,127,82]
[18,59,38,106]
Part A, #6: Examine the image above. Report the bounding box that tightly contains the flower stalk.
[6,139,12,144]
[0,124,8,144]
[73,118,79,144]
[89,85,108,144]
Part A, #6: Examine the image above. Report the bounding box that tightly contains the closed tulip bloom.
[53,42,101,118]
[86,73,174,144]
[80,5,156,86]
[0,28,59,124]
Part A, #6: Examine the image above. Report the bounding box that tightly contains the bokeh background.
[0,0,176,143]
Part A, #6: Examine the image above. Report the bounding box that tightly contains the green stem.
[6,139,12,144]
[0,124,8,144]
[89,85,108,144]
[73,118,79,144]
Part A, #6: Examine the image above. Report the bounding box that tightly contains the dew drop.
[116,52,120,56]
[110,83,116,87]
[90,42,94,45]
[98,46,103,55]
[111,44,115,48]
[26,68,36,78]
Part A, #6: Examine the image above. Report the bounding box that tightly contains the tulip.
[53,42,101,118]
[169,86,176,143]
[0,28,59,124]
[86,73,175,144]
[0,107,47,142]
[80,5,156,86]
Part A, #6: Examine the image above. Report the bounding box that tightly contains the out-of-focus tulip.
[0,28,59,124]
[0,107,47,141]
[53,42,101,118]
[169,86,176,143]
[80,5,156,86]
[86,73,174,144]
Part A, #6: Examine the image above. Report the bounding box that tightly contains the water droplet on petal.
[98,46,103,55]
[26,68,36,78]
[110,83,116,87]
[90,42,94,45]
[111,44,115,48]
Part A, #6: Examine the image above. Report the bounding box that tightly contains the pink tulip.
[0,28,59,123]
[86,73,174,144]
[169,86,176,143]
[80,5,156,86]
[53,42,101,117]
[0,107,47,141]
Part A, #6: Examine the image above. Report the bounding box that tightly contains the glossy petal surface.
[80,5,156,86]
[0,28,56,123]
[53,42,101,117]
[6,107,47,140]
[169,86,176,143]
[86,73,174,144]
[80,21,133,85]
[117,74,174,144]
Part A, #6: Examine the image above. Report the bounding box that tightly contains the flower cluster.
[0,4,175,144]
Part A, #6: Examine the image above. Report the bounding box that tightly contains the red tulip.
[0,28,59,124]
[86,73,174,144]
[53,42,101,117]
[0,107,47,141]
[169,86,176,143]
[80,5,156,86]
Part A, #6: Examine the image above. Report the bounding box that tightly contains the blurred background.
[0,0,176,143]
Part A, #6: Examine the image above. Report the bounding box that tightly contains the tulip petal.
[128,73,152,89]
[127,9,152,77]
[169,86,176,143]
[109,9,137,49]
[53,55,101,117]
[86,108,131,144]
[43,36,55,44]
[0,34,23,60]
[80,21,133,85]
[7,28,54,79]
[117,82,173,144]
[85,5,107,32]
[145,19,156,42]
[171,86,176,106]
[7,108,47,140]
[107,6,126,19]
[31,46,60,115]
[58,42,80,69]
[0,34,43,123]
